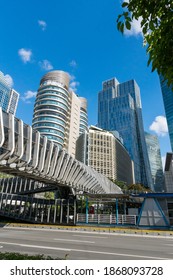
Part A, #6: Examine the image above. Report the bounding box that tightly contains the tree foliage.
[117,0,173,85]
[0,252,61,260]
[44,191,55,199]
[110,179,151,193]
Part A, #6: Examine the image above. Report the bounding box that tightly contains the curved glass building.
[32,71,70,148]
[79,97,88,135]
[32,70,88,157]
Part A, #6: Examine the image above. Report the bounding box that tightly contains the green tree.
[44,191,55,200]
[117,0,173,86]
[111,179,128,190]
[128,183,151,193]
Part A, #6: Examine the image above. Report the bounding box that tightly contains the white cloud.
[0,71,14,87]
[18,48,32,63]
[149,116,168,136]
[39,59,53,71]
[124,17,143,37]
[121,1,142,37]
[21,90,37,103]
[69,75,80,93]
[69,60,77,68]
[38,20,47,31]
[4,74,14,88]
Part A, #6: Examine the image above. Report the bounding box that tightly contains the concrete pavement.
[1,222,173,237]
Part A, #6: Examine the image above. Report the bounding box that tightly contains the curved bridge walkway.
[0,109,121,194]
[0,109,121,224]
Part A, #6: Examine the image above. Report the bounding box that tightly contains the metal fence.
[76,213,137,225]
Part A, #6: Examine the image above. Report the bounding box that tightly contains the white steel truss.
[0,108,121,194]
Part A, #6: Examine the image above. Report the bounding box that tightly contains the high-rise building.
[76,126,134,185]
[145,132,164,192]
[0,71,19,115]
[159,77,173,151]
[32,70,88,157]
[79,97,88,135]
[98,78,153,189]
[164,153,173,192]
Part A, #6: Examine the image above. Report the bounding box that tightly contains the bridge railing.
[76,213,137,225]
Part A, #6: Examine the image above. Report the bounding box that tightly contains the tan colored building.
[76,126,134,185]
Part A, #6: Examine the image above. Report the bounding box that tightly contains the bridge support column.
[0,193,3,210]
[47,205,50,223]
[53,199,57,224]
[8,194,13,215]
[41,203,44,223]
[67,199,69,224]
[29,197,34,220]
[14,177,18,193]
[86,197,88,224]
[60,200,63,224]
[73,199,76,225]
[116,198,119,225]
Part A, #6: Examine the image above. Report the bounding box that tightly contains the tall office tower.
[76,126,134,185]
[164,153,173,192]
[159,77,173,151]
[0,71,19,115]
[145,132,164,192]
[32,70,88,157]
[98,78,153,189]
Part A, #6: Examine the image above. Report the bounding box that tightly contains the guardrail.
[76,213,137,225]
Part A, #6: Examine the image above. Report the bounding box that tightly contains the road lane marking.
[0,241,171,259]
[0,242,71,252]
[72,234,108,239]
[54,238,95,243]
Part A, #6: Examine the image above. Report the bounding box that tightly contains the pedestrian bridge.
[0,108,121,195]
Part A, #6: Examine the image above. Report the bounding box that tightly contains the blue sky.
[0,0,171,167]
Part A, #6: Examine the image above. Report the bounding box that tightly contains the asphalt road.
[0,226,173,260]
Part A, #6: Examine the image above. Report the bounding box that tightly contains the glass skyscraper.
[145,132,164,192]
[32,70,88,157]
[0,71,19,115]
[159,77,173,151]
[98,78,153,189]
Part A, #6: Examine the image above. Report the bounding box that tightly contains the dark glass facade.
[159,77,173,151]
[145,132,164,192]
[98,78,153,189]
